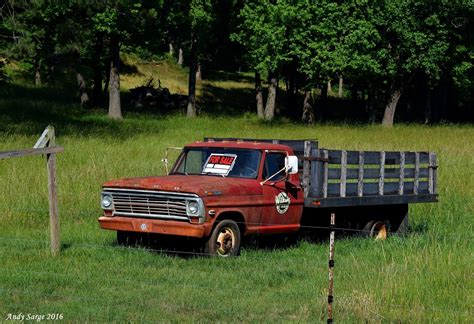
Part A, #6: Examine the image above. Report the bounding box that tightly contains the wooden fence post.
[0,125,63,256]
[45,127,60,256]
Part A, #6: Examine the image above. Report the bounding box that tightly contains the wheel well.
[215,211,246,235]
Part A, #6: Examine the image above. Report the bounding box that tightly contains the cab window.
[263,153,286,180]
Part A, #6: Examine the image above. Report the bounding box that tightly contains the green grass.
[0,62,473,322]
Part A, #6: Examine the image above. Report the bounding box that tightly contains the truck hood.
[103,175,262,197]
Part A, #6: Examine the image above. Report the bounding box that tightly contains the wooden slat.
[340,150,347,197]
[357,151,364,197]
[324,149,430,165]
[379,151,385,195]
[429,152,437,194]
[302,141,311,198]
[34,126,53,149]
[384,151,429,164]
[323,150,329,198]
[414,152,420,194]
[0,146,64,160]
[327,181,430,197]
[310,147,319,197]
[327,167,429,180]
[398,152,405,195]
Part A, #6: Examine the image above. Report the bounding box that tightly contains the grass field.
[0,60,473,322]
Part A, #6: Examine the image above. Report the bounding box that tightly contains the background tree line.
[0,0,472,126]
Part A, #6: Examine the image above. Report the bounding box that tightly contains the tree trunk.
[302,91,315,124]
[178,48,184,66]
[367,86,376,124]
[424,89,432,124]
[35,68,42,86]
[264,73,277,121]
[382,83,402,127]
[321,82,328,100]
[76,72,89,105]
[108,36,122,120]
[169,42,174,56]
[255,71,264,119]
[351,86,358,102]
[103,72,110,98]
[187,37,197,117]
[34,57,41,86]
[287,65,297,117]
[327,80,332,94]
[92,33,103,105]
[196,62,202,81]
[338,75,343,98]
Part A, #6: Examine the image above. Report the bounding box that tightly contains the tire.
[362,220,389,240]
[204,220,241,257]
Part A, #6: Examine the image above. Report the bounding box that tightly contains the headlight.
[101,194,113,209]
[187,201,199,215]
[186,199,205,224]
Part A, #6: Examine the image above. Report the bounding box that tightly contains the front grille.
[103,188,196,221]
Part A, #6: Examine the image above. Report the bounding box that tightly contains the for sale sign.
[202,153,237,176]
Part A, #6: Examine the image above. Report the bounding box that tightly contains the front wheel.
[204,220,241,257]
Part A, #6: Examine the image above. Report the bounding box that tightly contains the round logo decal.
[275,192,291,214]
[140,223,147,231]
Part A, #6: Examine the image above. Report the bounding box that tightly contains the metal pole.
[327,213,335,323]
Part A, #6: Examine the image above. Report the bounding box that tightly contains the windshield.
[172,148,261,179]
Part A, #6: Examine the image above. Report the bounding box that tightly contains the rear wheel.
[204,220,241,257]
[362,220,389,240]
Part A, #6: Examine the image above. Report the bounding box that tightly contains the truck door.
[260,151,304,233]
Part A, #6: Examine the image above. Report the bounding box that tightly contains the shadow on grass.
[112,231,330,259]
[0,83,167,139]
[199,83,255,116]
[203,70,254,84]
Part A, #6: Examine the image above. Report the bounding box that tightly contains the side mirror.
[285,156,298,175]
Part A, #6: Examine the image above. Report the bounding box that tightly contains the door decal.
[275,192,291,214]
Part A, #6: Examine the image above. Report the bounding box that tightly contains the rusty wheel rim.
[216,227,235,256]
[370,221,387,240]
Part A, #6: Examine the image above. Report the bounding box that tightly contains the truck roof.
[185,140,294,152]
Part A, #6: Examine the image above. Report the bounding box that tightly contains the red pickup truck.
[99,138,438,256]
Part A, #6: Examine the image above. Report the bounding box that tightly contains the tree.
[186,0,214,117]
[233,0,298,121]
[373,1,453,126]
[92,1,162,119]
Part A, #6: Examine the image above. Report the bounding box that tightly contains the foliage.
[0,0,472,122]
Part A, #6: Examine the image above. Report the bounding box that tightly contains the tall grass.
[0,63,472,321]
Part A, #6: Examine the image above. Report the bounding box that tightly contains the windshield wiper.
[202,172,225,178]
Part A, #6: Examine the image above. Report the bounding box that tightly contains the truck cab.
[99,140,303,256]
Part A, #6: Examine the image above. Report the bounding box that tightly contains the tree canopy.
[0,0,472,125]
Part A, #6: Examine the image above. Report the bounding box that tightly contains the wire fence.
[0,206,467,236]
[1,206,472,321]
